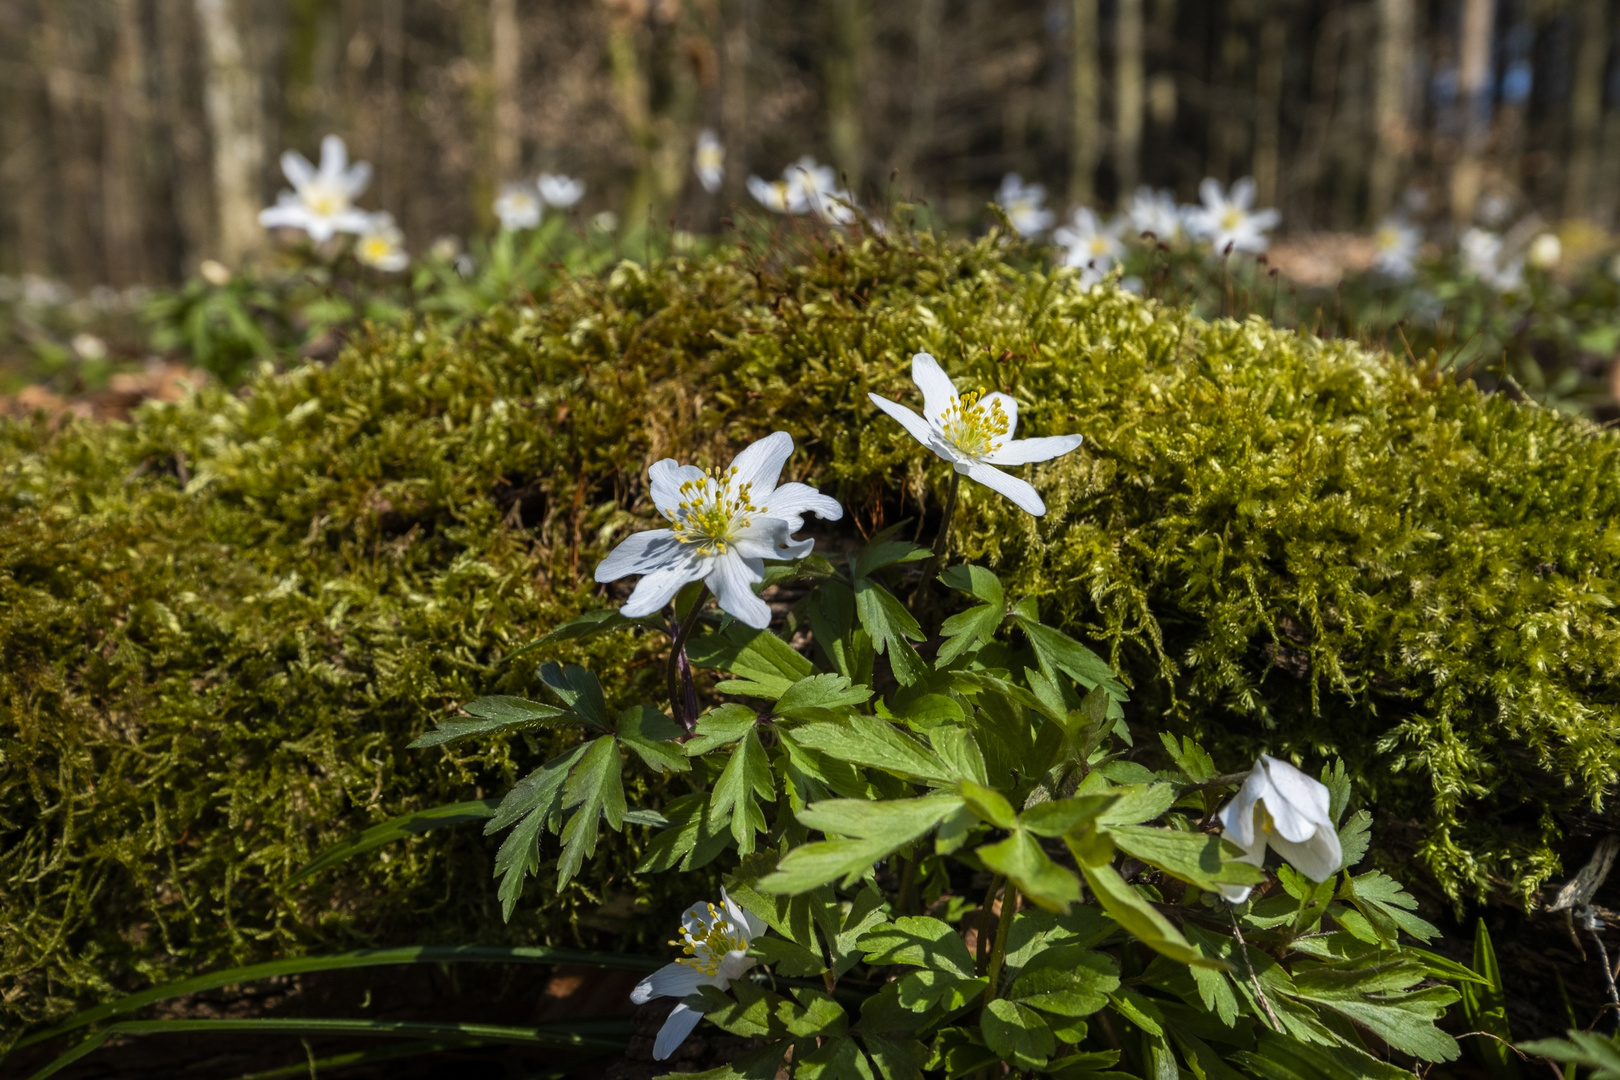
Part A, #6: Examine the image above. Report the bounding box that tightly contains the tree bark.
[1070,0,1100,206]
[720,0,753,206]
[894,0,943,193]
[1254,13,1285,210]
[1114,0,1144,202]
[826,0,867,188]
[195,0,266,265]
[1565,0,1607,219]
[1451,0,1494,226]
[1369,0,1414,219]
[105,0,149,285]
[491,0,521,183]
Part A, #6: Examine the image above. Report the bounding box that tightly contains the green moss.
[4,229,1619,1037]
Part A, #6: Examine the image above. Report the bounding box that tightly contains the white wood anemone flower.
[1127,185,1185,243]
[1371,218,1421,280]
[258,134,374,243]
[630,890,767,1060]
[1215,755,1343,904]
[1053,207,1128,290]
[538,173,585,208]
[494,183,542,230]
[694,129,725,194]
[867,353,1083,517]
[595,431,842,629]
[995,173,1055,237]
[1184,177,1279,255]
[354,213,408,272]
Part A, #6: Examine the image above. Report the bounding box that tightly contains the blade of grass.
[27,1018,633,1080]
[236,1039,605,1080]
[16,945,657,1050]
[290,799,500,883]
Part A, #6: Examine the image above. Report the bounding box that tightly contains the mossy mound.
[5,229,1619,1037]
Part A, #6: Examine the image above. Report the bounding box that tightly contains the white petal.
[759,482,842,531]
[632,961,705,1004]
[982,433,1083,467]
[963,461,1046,516]
[343,160,373,198]
[729,431,793,494]
[281,151,315,190]
[329,208,375,236]
[1270,828,1344,883]
[259,200,311,232]
[978,391,1020,440]
[622,560,705,618]
[1259,756,1333,836]
[652,1002,706,1060]
[1248,208,1280,232]
[730,519,812,563]
[868,393,940,455]
[706,550,770,629]
[716,951,757,986]
[721,889,768,940]
[1217,839,1267,903]
[1198,177,1224,210]
[319,134,349,181]
[911,353,959,427]
[1230,176,1256,208]
[649,459,705,517]
[595,529,683,583]
[1216,764,1270,849]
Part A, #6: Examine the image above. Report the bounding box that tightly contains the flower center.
[1376,226,1400,251]
[670,903,749,978]
[304,185,346,218]
[1221,207,1244,231]
[940,390,1010,458]
[362,237,392,261]
[668,466,763,555]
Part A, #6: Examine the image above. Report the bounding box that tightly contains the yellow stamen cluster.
[670,903,747,977]
[940,389,1010,458]
[668,466,762,555]
[305,187,344,217]
[1221,207,1245,231]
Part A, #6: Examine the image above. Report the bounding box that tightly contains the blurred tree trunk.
[1565,0,1606,219]
[826,0,867,188]
[1,3,51,277]
[379,0,406,216]
[157,0,214,274]
[1451,0,1494,226]
[1070,0,1100,205]
[460,0,496,230]
[1331,5,1371,227]
[1369,0,1414,219]
[40,3,100,284]
[491,0,520,183]
[1253,12,1285,209]
[1114,0,1144,202]
[105,0,149,285]
[195,0,267,265]
[894,0,943,193]
[606,6,655,225]
[720,0,753,205]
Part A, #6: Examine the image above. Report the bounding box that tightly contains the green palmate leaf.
[775,672,874,717]
[409,695,575,748]
[854,578,930,685]
[778,987,849,1040]
[861,1035,930,1080]
[928,727,988,786]
[859,915,979,977]
[1288,967,1461,1063]
[537,662,613,729]
[796,1038,877,1080]
[488,742,591,919]
[749,936,828,978]
[292,799,497,883]
[1104,825,1266,892]
[555,734,626,887]
[853,539,932,581]
[26,1017,632,1080]
[520,607,663,652]
[1461,919,1520,1080]
[1073,855,1218,969]
[635,792,733,873]
[788,716,957,783]
[687,621,816,698]
[1233,1030,1418,1080]
[959,780,1018,830]
[1019,795,1115,837]
[710,728,776,853]
[1006,945,1119,1017]
[1086,781,1178,826]
[981,999,1054,1072]
[685,702,760,754]
[1339,869,1440,943]
[762,797,964,894]
[1158,732,1218,784]
[1008,612,1127,699]
[1520,1032,1620,1079]
[939,564,1004,606]
[1335,809,1373,872]
[978,833,1082,912]
[614,704,688,773]
[808,578,861,680]
[935,602,1003,666]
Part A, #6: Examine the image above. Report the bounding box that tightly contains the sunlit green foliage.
[4,225,1619,1043]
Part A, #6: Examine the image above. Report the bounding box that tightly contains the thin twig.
[1228,904,1282,1033]
[1579,906,1620,1033]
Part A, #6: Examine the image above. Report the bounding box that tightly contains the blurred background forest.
[4,0,1620,289]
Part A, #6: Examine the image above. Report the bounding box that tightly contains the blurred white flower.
[355,212,409,272]
[591,210,619,233]
[995,173,1055,237]
[1216,756,1342,904]
[595,431,842,629]
[1054,208,1127,289]
[429,235,462,262]
[72,333,107,362]
[1370,219,1421,280]
[694,129,725,194]
[494,183,542,230]
[1184,177,1279,254]
[868,352,1084,517]
[631,891,766,1060]
[1126,186,1184,242]
[1477,191,1514,227]
[1460,228,1523,292]
[198,259,233,287]
[748,175,809,214]
[258,134,374,242]
[538,173,585,208]
[1528,232,1562,269]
